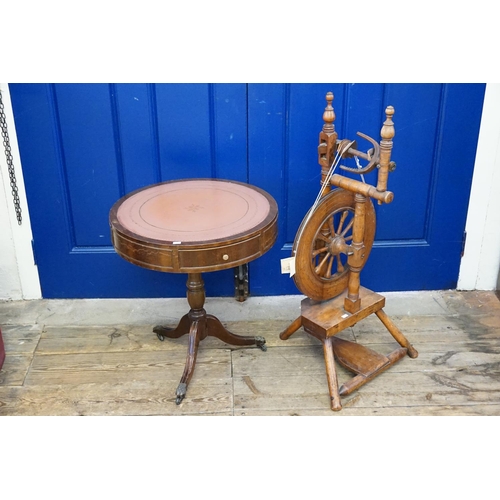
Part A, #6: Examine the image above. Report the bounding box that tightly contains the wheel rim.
[292,189,376,301]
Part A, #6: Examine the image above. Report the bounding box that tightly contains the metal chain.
[0,89,22,225]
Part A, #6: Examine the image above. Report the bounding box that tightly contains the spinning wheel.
[293,188,375,302]
[280,92,418,411]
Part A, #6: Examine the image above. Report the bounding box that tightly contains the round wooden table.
[109,178,278,404]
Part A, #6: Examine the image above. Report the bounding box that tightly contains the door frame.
[457,83,500,290]
[0,83,40,299]
[1,83,499,299]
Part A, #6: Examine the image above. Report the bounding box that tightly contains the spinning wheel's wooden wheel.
[292,188,375,302]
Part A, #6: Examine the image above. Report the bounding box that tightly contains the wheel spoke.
[312,246,328,257]
[327,216,335,238]
[326,254,334,278]
[337,255,345,273]
[336,210,348,235]
[341,218,354,237]
[314,252,330,274]
[344,235,353,242]
[316,234,330,244]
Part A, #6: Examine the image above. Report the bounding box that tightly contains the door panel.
[54,84,123,247]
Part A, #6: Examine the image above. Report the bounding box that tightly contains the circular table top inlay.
[115,179,273,243]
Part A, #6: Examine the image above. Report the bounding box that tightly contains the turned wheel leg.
[323,337,342,411]
[375,309,418,358]
[280,316,302,341]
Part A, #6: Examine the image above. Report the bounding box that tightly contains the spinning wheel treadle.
[280,92,418,411]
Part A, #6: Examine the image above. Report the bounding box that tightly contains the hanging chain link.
[0,89,22,225]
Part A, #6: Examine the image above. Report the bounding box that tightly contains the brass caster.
[175,383,187,405]
[153,325,165,341]
[255,336,267,351]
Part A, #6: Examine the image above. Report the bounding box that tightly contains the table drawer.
[178,235,261,271]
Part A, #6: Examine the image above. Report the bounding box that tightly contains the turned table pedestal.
[109,178,278,404]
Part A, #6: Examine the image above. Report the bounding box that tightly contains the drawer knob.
[222,254,229,261]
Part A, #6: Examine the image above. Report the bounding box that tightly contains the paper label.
[280,256,296,277]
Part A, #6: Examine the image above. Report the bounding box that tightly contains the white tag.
[280,256,296,277]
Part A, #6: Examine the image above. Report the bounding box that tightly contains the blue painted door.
[10,83,485,298]
[247,83,486,295]
[10,84,249,298]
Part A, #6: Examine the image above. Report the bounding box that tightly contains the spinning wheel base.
[301,286,385,338]
[280,286,418,411]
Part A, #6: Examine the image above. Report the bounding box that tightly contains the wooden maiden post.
[318,92,338,196]
[377,105,395,198]
[342,106,395,314]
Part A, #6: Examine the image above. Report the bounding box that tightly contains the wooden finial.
[322,92,335,133]
[377,106,395,197]
[318,92,338,194]
[381,106,395,140]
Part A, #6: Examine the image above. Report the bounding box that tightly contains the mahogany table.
[109,178,278,404]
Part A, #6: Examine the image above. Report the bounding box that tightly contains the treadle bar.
[338,346,408,396]
[329,336,389,376]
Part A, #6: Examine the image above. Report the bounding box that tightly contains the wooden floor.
[1,290,500,416]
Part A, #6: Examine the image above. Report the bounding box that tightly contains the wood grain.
[24,349,231,386]
[301,286,385,337]
[0,380,233,416]
[0,355,33,386]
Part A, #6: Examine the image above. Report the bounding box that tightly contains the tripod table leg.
[153,313,191,341]
[206,314,266,351]
[175,319,204,404]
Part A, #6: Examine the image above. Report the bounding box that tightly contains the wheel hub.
[328,235,350,256]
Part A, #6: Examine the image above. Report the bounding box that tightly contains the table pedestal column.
[153,273,267,404]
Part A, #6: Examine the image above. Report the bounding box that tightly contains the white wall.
[457,83,500,290]
[0,83,41,300]
[0,83,499,300]
[0,171,23,297]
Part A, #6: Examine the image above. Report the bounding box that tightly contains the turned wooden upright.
[280,92,418,411]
